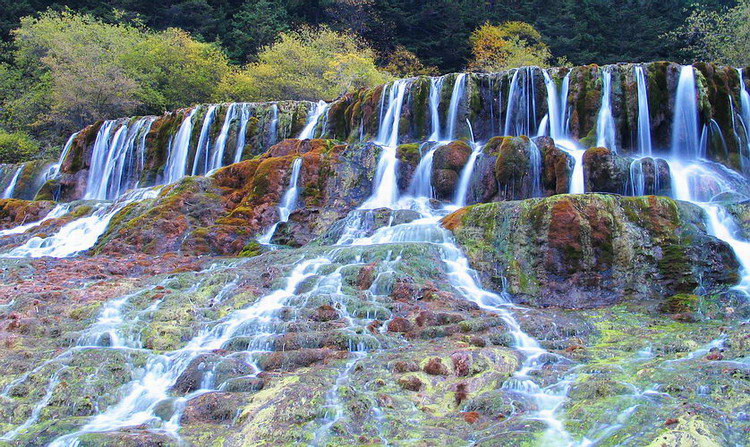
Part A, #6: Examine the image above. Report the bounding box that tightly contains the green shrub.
[0,130,40,163]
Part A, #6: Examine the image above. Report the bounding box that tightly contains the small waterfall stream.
[190,105,219,176]
[258,157,304,244]
[635,65,653,156]
[428,76,446,141]
[164,108,199,184]
[2,187,160,258]
[299,100,329,139]
[671,65,702,159]
[505,67,538,136]
[596,67,617,151]
[446,74,467,141]
[1,165,23,199]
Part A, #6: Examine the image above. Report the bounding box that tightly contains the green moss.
[239,240,263,257]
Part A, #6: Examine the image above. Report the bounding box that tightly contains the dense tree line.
[0,0,744,161]
[0,0,737,71]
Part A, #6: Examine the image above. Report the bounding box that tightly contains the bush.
[225,26,392,102]
[0,130,40,163]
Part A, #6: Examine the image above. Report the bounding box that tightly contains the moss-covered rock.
[444,194,740,308]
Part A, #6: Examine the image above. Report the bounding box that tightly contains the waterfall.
[542,70,570,141]
[596,67,617,151]
[164,108,199,184]
[567,149,585,194]
[361,79,409,209]
[629,158,646,196]
[338,192,575,444]
[84,117,156,200]
[48,257,331,447]
[2,165,23,199]
[210,103,238,172]
[268,104,279,146]
[375,79,408,147]
[529,139,543,197]
[407,143,438,198]
[428,77,445,141]
[0,203,71,237]
[190,105,219,176]
[671,65,701,159]
[3,187,160,258]
[299,100,329,139]
[635,65,653,156]
[234,104,252,163]
[453,143,483,207]
[446,74,467,141]
[52,132,79,177]
[540,69,584,194]
[258,157,304,244]
[736,69,750,169]
[504,67,538,136]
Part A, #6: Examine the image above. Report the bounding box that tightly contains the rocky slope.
[0,61,749,446]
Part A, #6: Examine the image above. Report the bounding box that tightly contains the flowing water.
[85,117,156,200]
[164,108,199,184]
[505,67,539,136]
[671,65,702,159]
[360,79,409,209]
[48,257,330,446]
[258,157,304,244]
[234,104,252,163]
[210,103,238,172]
[541,70,570,141]
[0,203,72,237]
[446,74,467,141]
[428,76,446,141]
[299,100,329,139]
[191,105,219,176]
[635,65,653,156]
[596,67,617,151]
[2,187,160,258]
[2,165,23,199]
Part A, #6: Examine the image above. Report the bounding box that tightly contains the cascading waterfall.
[671,65,702,159]
[234,104,252,163]
[428,76,446,141]
[2,187,160,258]
[299,100,329,139]
[596,67,617,151]
[190,105,219,176]
[2,165,23,199]
[635,65,653,156]
[541,70,570,141]
[339,179,576,444]
[529,139,543,197]
[209,103,238,173]
[268,103,279,146]
[736,69,750,172]
[539,69,584,194]
[165,108,199,184]
[0,203,71,237]
[48,257,331,447]
[629,158,646,196]
[505,67,538,136]
[84,117,156,200]
[258,157,304,244]
[52,132,79,177]
[453,143,483,208]
[361,79,409,209]
[407,143,438,198]
[446,74,467,141]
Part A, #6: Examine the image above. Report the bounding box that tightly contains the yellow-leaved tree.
[468,22,552,72]
[216,26,392,102]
